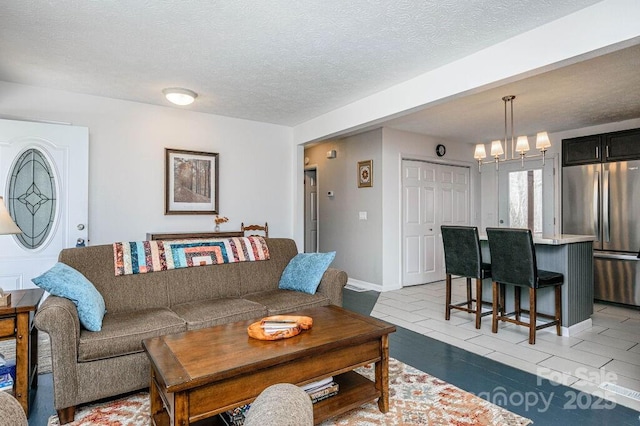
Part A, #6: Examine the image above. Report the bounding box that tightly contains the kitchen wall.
[0,81,294,245]
[477,118,640,233]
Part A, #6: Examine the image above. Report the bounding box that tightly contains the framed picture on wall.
[358,160,373,188]
[165,148,219,214]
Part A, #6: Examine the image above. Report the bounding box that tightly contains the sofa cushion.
[239,238,298,295]
[171,298,267,331]
[244,289,330,315]
[32,262,106,332]
[59,245,172,314]
[278,252,336,294]
[78,308,186,362]
[167,263,242,306]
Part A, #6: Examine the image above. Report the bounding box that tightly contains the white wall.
[0,81,294,245]
[304,129,383,285]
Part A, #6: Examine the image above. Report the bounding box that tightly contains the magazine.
[0,372,14,392]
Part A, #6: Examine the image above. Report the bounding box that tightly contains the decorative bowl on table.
[247,315,313,340]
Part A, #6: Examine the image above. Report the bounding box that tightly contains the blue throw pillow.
[278,252,336,294]
[32,262,106,332]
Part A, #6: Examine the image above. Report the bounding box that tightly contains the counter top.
[479,233,596,245]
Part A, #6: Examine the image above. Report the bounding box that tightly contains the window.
[508,169,543,233]
[8,148,57,249]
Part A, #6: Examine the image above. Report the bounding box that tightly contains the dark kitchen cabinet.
[604,128,640,161]
[562,127,640,166]
[562,135,601,166]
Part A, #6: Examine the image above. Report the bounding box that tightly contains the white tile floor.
[371,278,640,412]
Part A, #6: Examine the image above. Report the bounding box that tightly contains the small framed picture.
[165,148,219,215]
[357,160,373,188]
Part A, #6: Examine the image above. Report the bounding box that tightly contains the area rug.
[0,332,51,374]
[47,358,532,426]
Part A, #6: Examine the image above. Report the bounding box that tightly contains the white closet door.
[402,160,469,286]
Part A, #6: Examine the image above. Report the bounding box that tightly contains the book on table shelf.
[300,376,333,392]
[218,404,250,426]
[310,389,339,404]
[301,376,339,403]
[0,360,16,380]
[0,372,14,392]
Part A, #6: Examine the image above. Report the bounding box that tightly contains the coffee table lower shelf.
[151,370,380,426]
[313,370,380,424]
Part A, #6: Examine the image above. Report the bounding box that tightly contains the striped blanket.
[113,236,270,276]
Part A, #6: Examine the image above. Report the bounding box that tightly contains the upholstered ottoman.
[244,383,313,426]
[0,391,28,426]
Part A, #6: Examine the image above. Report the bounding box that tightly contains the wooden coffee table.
[143,305,396,425]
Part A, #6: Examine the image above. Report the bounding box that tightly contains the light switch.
[359,211,367,220]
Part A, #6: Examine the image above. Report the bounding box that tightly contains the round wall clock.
[436,144,446,157]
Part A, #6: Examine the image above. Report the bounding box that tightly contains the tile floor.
[370,278,640,412]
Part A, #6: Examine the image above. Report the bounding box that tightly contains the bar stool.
[441,225,492,329]
[486,227,564,344]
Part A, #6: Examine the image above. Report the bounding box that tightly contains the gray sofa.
[34,238,347,424]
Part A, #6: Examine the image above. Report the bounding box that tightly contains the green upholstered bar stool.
[441,226,492,329]
[486,227,564,344]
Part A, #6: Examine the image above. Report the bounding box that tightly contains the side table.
[0,288,44,416]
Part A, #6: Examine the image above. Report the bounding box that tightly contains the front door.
[0,119,89,290]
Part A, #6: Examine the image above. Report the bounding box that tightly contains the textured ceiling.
[0,0,608,130]
[384,43,640,142]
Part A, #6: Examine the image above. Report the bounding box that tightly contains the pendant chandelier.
[473,95,551,172]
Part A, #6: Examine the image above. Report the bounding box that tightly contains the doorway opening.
[304,168,318,253]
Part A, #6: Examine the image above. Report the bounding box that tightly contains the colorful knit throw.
[113,236,270,276]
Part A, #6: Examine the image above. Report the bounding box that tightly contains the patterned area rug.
[0,332,51,375]
[47,359,532,426]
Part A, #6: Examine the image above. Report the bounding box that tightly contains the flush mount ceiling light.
[473,95,551,172]
[162,88,197,106]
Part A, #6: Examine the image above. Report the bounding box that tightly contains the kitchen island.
[479,234,595,335]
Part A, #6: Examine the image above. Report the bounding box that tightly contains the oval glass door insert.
[7,148,58,250]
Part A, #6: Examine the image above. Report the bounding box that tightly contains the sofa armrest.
[316,267,347,306]
[34,295,81,409]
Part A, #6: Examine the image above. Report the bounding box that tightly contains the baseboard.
[561,318,593,336]
[346,278,383,292]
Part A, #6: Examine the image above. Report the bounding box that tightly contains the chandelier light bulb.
[516,136,530,153]
[490,140,504,157]
[536,132,551,150]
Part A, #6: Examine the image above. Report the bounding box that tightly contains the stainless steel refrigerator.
[563,160,640,307]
